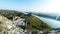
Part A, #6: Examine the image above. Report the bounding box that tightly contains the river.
[34,15,60,28]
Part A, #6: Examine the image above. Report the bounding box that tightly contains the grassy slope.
[0,10,51,31]
[27,16,51,31]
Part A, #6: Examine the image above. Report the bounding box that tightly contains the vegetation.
[0,9,52,31]
[0,15,14,31]
[26,16,51,31]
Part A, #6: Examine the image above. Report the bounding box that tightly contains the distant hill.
[0,9,52,31]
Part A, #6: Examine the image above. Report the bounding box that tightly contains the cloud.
[41,0,60,13]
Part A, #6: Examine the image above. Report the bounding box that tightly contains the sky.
[0,0,60,13]
[0,0,49,11]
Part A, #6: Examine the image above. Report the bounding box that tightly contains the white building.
[8,29,25,34]
[11,17,25,26]
[47,28,60,34]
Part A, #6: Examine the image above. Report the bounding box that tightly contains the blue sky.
[0,0,60,14]
[0,0,50,11]
[0,0,60,13]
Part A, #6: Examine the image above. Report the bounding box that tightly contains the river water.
[34,15,60,28]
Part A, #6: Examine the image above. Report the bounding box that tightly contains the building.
[46,28,60,34]
[11,17,25,26]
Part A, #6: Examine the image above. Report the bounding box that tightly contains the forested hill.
[0,9,51,31]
